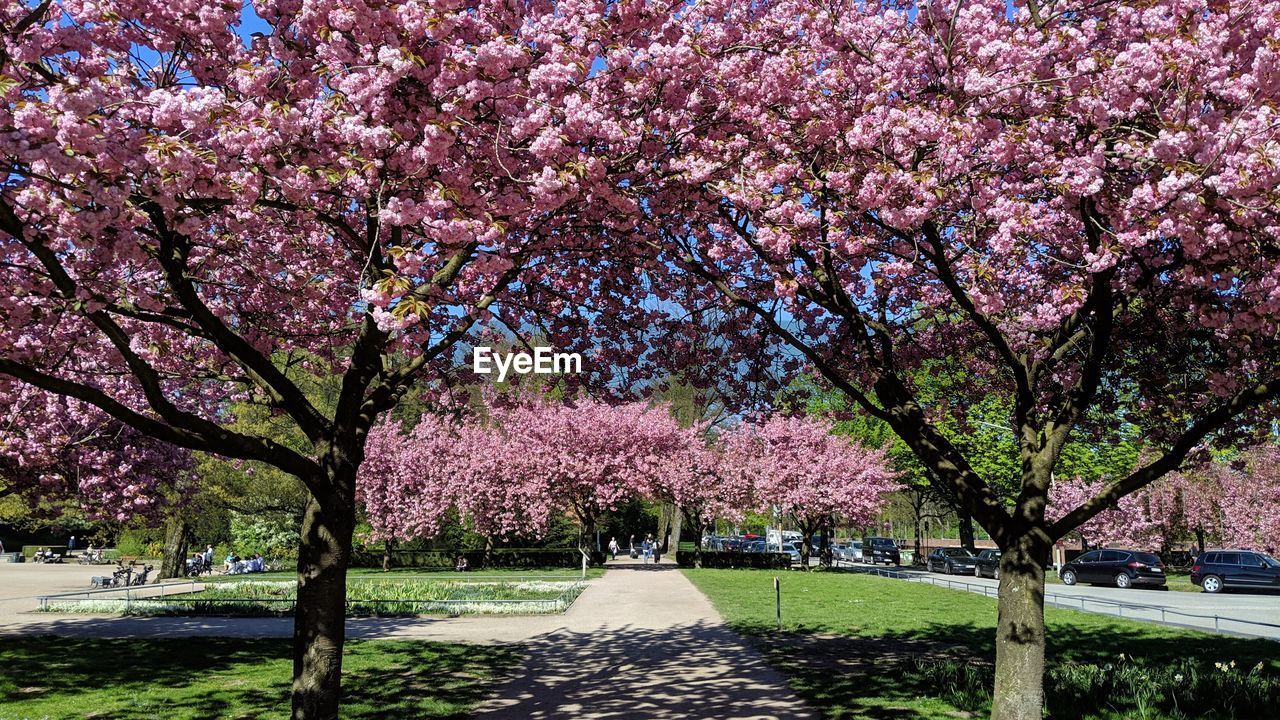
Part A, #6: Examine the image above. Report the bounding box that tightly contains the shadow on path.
[476,621,814,720]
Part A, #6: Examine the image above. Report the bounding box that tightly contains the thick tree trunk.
[799,523,814,569]
[666,505,682,557]
[159,514,188,580]
[992,529,1050,720]
[292,493,354,720]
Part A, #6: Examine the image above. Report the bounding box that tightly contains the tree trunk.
[292,493,354,720]
[381,537,395,572]
[656,502,672,553]
[819,516,833,567]
[1195,526,1205,554]
[683,509,704,568]
[798,522,814,570]
[666,505,682,556]
[991,529,1050,720]
[159,514,188,580]
[958,511,976,551]
[913,496,925,566]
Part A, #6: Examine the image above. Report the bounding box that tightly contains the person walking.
[642,535,654,564]
[608,537,619,560]
[68,535,76,552]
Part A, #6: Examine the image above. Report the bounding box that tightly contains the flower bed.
[40,579,585,617]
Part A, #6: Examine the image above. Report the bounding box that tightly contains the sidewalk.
[0,559,814,719]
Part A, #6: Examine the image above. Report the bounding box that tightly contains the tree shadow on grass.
[726,618,1280,720]
[0,636,518,720]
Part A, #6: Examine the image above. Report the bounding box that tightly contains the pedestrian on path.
[642,535,654,564]
[608,537,619,560]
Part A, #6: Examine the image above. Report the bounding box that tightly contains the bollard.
[774,576,782,631]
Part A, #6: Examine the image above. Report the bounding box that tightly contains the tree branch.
[1048,377,1280,540]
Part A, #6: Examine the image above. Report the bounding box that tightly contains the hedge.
[352,547,607,569]
[675,550,793,569]
[22,545,69,559]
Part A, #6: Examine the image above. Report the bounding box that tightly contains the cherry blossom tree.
[1145,469,1222,554]
[358,413,466,544]
[646,425,742,567]
[601,1,1280,715]
[360,398,703,552]
[723,415,897,567]
[1046,475,1159,550]
[0,2,658,716]
[1213,445,1280,554]
[0,380,192,522]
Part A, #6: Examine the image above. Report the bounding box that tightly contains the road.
[834,560,1280,640]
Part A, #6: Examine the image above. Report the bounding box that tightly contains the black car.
[1190,550,1280,593]
[974,549,1002,579]
[861,537,901,565]
[1059,549,1166,589]
[926,547,978,575]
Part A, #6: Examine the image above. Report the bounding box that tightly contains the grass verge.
[0,637,518,720]
[684,568,1280,720]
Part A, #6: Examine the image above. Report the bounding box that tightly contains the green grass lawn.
[0,637,517,720]
[685,568,1280,720]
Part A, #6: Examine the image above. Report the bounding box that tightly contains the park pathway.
[0,559,813,719]
[472,558,814,719]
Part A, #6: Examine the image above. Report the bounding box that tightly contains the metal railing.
[36,578,206,610]
[835,563,1280,639]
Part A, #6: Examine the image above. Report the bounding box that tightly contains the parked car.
[780,545,801,565]
[832,541,861,562]
[849,540,863,561]
[1190,550,1280,593]
[974,549,1002,579]
[926,547,978,575]
[741,540,767,553]
[1059,549,1166,589]
[861,537,901,565]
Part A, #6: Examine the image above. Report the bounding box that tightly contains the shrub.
[115,528,163,558]
[902,656,1280,719]
[350,547,605,569]
[228,512,298,560]
[675,550,792,569]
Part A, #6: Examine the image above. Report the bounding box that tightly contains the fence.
[838,564,1280,640]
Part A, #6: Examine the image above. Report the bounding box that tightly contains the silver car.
[782,545,801,565]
